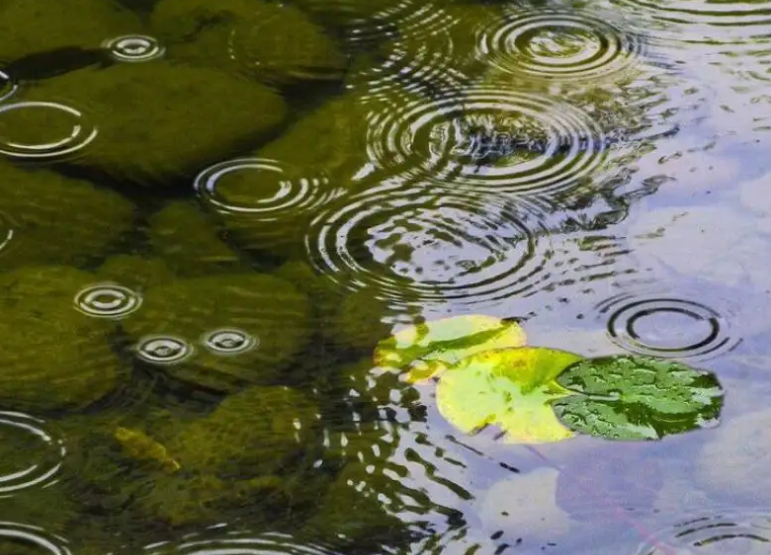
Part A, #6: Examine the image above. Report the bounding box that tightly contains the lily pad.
[373,315,526,383]
[552,355,725,441]
[437,347,584,444]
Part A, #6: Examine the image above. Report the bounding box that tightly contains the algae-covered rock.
[151,0,348,86]
[0,163,135,270]
[328,289,391,353]
[0,266,127,412]
[168,385,318,476]
[0,0,143,63]
[147,200,246,277]
[5,63,288,186]
[122,273,312,392]
[97,255,175,290]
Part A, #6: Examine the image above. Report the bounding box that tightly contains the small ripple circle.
[73,283,142,319]
[194,157,338,219]
[366,87,606,194]
[0,101,98,160]
[0,522,72,555]
[306,187,553,307]
[135,335,194,365]
[103,34,165,63]
[635,512,771,554]
[0,412,66,495]
[201,328,259,355]
[597,293,737,360]
[478,10,643,81]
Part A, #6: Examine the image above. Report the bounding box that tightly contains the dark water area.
[2,0,771,554]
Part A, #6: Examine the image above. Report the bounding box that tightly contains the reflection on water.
[0,0,769,553]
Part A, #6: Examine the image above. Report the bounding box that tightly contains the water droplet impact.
[479,9,643,82]
[598,292,737,360]
[0,101,97,160]
[0,70,18,103]
[604,0,771,47]
[0,522,72,555]
[366,87,606,194]
[143,528,337,555]
[306,186,553,309]
[194,158,337,218]
[635,512,771,554]
[135,336,193,365]
[103,35,165,63]
[202,328,259,355]
[0,412,65,495]
[73,283,142,319]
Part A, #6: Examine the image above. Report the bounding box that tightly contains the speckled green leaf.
[552,355,725,441]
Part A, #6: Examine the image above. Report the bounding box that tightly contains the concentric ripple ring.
[0,522,72,555]
[135,335,194,365]
[306,187,553,307]
[103,35,165,63]
[143,529,337,555]
[194,158,338,220]
[634,512,771,554]
[0,101,98,160]
[366,88,606,194]
[0,412,66,495]
[201,328,259,356]
[597,293,737,360]
[73,283,142,319]
[478,10,643,81]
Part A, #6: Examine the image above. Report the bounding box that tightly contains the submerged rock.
[3,63,288,186]
[0,0,143,63]
[151,0,348,86]
[0,266,127,412]
[146,200,247,277]
[0,163,135,270]
[122,273,312,392]
[97,255,175,291]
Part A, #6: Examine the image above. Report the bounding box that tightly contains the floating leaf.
[373,315,526,383]
[552,355,725,441]
[437,347,583,444]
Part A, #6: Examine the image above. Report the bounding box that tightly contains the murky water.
[3,0,771,554]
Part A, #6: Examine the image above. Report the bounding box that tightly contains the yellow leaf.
[114,426,181,474]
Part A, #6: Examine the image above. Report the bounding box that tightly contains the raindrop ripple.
[635,512,771,554]
[135,335,195,366]
[143,528,338,555]
[479,9,644,81]
[0,411,66,495]
[366,87,607,194]
[201,328,259,356]
[0,522,71,555]
[597,291,738,360]
[0,101,97,161]
[103,34,165,63]
[306,186,554,307]
[73,283,142,319]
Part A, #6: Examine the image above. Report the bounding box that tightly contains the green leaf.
[552,355,725,441]
[437,347,583,444]
[373,315,526,383]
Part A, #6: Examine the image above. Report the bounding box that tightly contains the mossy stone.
[0,0,143,63]
[97,255,176,290]
[4,63,288,186]
[151,0,348,86]
[147,200,247,277]
[121,273,312,392]
[0,266,126,412]
[0,163,135,270]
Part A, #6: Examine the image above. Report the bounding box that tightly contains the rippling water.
[0,0,770,554]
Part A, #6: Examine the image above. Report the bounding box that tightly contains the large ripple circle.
[306,187,553,307]
[597,291,738,360]
[73,283,142,319]
[366,88,606,194]
[0,522,72,555]
[143,528,338,555]
[478,10,643,81]
[635,512,771,554]
[0,412,66,495]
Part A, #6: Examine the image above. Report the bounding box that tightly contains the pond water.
[2,0,771,554]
